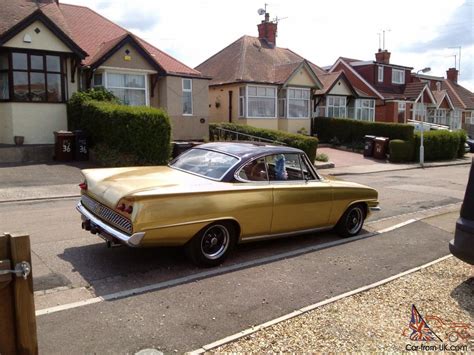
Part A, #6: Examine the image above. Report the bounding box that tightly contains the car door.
[268,153,333,234]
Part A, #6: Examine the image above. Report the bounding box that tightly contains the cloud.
[115,11,160,32]
[402,0,473,52]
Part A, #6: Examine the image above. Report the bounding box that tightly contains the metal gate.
[0,233,38,355]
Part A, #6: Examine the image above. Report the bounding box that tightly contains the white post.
[420,91,424,167]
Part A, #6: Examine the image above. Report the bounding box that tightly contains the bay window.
[107,73,146,106]
[398,102,406,122]
[355,99,375,121]
[326,96,346,118]
[239,87,245,117]
[287,88,310,118]
[247,85,276,118]
[0,51,65,102]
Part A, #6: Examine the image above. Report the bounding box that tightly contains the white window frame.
[398,101,406,122]
[95,70,149,106]
[246,85,277,119]
[326,95,347,118]
[182,78,193,116]
[464,111,472,124]
[355,99,375,121]
[392,69,405,84]
[239,86,245,117]
[378,66,384,82]
[286,87,311,119]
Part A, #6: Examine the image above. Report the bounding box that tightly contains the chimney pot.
[257,12,277,48]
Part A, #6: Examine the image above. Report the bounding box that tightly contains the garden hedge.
[389,139,414,163]
[313,117,414,146]
[413,130,461,161]
[68,89,171,165]
[209,123,318,162]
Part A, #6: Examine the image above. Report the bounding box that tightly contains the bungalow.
[0,0,210,145]
[195,12,362,136]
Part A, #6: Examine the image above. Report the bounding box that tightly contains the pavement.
[318,147,473,176]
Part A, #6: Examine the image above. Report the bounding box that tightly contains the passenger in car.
[275,154,288,180]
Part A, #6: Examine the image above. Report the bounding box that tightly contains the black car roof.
[197,142,303,159]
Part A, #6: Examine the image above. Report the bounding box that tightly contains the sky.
[61,0,474,91]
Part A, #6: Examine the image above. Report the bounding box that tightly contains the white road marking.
[35,217,425,317]
[188,255,453,354]
[377,219,417,233]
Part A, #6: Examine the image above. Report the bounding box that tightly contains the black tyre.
[185,221,236,267]
[335,204,366,238]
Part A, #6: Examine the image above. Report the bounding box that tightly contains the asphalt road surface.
[0,164,470,353]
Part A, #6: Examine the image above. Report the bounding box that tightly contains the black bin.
[374,137,390,159]
[364,135,376,157]
[73,130,89,161]
[54,131,75,161]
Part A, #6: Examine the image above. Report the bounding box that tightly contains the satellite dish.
[257,8,265,15]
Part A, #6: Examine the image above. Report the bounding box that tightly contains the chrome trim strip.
[76,202,144,247]
[370,206,381,212]
[241,225,335,243]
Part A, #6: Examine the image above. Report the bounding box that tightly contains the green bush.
[313,117,414,146]
[454,130,467,158]
[389,139,414,163]
[68,89,171,165]
[413,130,460,161]
[209,123,318,162]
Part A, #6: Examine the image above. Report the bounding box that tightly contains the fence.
[0,233,38,355]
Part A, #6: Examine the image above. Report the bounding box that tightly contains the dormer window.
[378,66,384,82]
[392,69,405,84]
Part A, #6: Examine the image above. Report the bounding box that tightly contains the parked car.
[449,157,474,264]
[466,136,474,153]
[77,142,379,266]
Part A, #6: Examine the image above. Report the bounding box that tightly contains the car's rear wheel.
[185,221,236,267]
[335,203,366,238]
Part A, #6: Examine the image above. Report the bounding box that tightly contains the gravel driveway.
[216,257,473,352]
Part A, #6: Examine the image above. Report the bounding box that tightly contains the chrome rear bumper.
[76,201,144,247]
[370,206,381,212]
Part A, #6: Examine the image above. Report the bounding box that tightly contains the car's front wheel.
[185,222,236,267]
[335,204,366,238]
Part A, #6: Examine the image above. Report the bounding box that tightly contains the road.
[0,164,470,353]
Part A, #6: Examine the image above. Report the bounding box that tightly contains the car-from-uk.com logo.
[402,305,472,352]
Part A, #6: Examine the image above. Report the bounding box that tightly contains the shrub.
[389,139,414,163]
[313,117,414,146]
[454,130,467,158]
[316,153,329,162]
[413,130,460,161]
[209,123,318,162]
[68,90,171,165]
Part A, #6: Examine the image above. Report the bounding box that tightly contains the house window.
[413,103,426,121]
[93,73,103,87]
[434,109,448,126]
[1,51,64,102]
[451,109,461,129]
[392,69,405,84]
[182,78,192,115]
[106,72,146,106]
[378,66,384,82]
[355,99,375,121]
[247,85,276,118]
[239,87,245,117]
[326,96,346,118]
[287,88,310,118]
[398,102,406,122]
[465,111,472,124]
[0,53,9,100]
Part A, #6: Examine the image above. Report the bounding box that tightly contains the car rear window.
[170,148,239,180]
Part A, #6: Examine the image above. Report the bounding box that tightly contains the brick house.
[0,0,210,145]
[328,50,473,131]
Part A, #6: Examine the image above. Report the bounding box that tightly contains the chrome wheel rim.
[201,225,230,260]
[347,207,363,234]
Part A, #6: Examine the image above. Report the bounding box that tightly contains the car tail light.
[79,182,87,190]
[117,203,126,211]
[126,206,133,214]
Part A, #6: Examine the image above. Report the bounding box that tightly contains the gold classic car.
[77,142,379,266]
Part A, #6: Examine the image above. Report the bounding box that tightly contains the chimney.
[446,67,458,83]
[257,12,277,48]
[375,49,391,64]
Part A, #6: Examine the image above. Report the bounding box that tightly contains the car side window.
[238,158,268,181]
[265,153,303,181]
[300,155,316,180]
